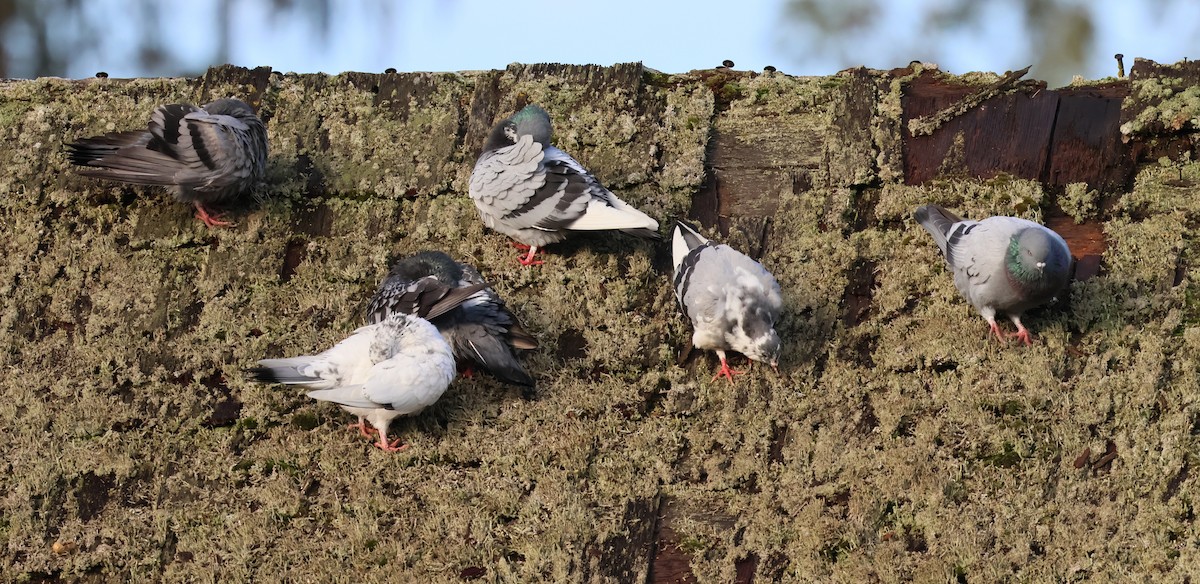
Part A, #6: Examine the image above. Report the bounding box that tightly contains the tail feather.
[620,227,663,241]
[913,204,961,256]
[246,357,323,386]
[451,328,536,388]
[671,220,710,270]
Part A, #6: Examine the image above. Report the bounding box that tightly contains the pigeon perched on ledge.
[66,98,268,228]
[250,290,483,451]
[468,104,661,266]
[366,251,538,388]
[671,221,783,382]
[914,204,1073,345]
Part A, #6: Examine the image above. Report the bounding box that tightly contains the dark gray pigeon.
[249,314,458,452]
[914,204,1073,345]
[366,251,538,388]
[671,221,783,382]
[66,98,267,227]
[469,104,660,266]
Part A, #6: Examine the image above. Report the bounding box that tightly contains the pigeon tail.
[913,204,962,256]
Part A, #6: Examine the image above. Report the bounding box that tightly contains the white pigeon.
[671,221,783,382]
[468,104,660,266]
[249,314,457,452]
[66,98,268,227]
[914,204,1073,345]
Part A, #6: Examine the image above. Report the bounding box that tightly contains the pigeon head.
[738,327,781,371]
[482,104,553,152]
[736,306,782,369]
[389,251,463,284]
[203,98,259,122]
[509,105,552,143]
[1007,227,1070,284]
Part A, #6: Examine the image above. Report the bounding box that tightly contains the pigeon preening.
[671,221,783,382]
[66,98,268,228]
[366,251,539,388]
[914,204,1073,345]
[249,286,485,452]
[468,104,661,266]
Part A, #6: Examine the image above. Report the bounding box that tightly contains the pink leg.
[711,351,745,383]
[348,418,377,438]
[517,245,543,266]
[374,427,410,452]
[986,318,1006,343]
[194,203,233,227]
[1007,318,1034,346]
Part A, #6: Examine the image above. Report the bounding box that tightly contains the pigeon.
[914,204,1073,345]
[366,251,539,388]
[671,220,783,381]
[249,286,485,452]
[66,98,268,228]
[468,104,661,266]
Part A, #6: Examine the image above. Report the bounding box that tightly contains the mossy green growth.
[1060,182,1099,223]
[3,63,1200,583]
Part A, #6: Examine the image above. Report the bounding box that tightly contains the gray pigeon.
[365,251,538,388]
[250,284,485,451]
[914,204,1073,345]
[468,104,661,266]
[671,221,783,381]
[66,98,268,227]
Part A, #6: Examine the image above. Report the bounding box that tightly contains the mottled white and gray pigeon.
[366,251,539,388]
[66,98,268,228]
[250,289,484,451]
[672,221,783,381]
[914,204,1073,345]
[469,104,661,266]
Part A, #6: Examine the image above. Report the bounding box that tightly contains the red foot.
[509,242,544,265]
[1007,329,1033,346]
[461,367,477,379]
[988,321,1006,343]
[374,436,410,452]
[712,359,745,383]
[348,421,377,438]
[194,204,233,228]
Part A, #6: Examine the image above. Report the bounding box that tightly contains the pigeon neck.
[1005,233,1048,287]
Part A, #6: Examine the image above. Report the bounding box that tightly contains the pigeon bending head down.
[671,221,783,382]
[366,251,539,388]
[66,98,268,228]
[248,312,466,452]
[468,104,661,266]
[913,204,1073,345]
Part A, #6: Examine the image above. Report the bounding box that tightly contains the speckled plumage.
[66,98,267,227]
[914,204,1073,345]
[671,221,783,381]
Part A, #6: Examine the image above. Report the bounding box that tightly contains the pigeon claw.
[712,359,745,383]
[1007,329,1034,346]
[987,321,1006,343]
[374,437,410,452]
[194,203,233,228]
[348,421,378,438]
[517,246,544,266]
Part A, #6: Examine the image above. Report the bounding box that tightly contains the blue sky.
[11,0,1200,84]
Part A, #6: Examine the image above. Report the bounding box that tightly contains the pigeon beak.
[1035,261,1046,272]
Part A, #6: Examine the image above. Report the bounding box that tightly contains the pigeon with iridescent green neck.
[914,204,1073,345]
[468,104,661,266]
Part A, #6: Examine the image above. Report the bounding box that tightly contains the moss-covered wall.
[1,60,1198,583]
